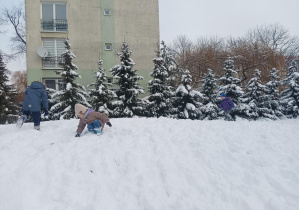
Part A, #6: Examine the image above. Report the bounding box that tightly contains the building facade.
[25,0,159,92]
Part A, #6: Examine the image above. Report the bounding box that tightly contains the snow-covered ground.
[0,118,298,210]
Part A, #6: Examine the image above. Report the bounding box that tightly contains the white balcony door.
[42,3,66,19]
[43,39,65,57]
[41,3,66,31]
[42,39,65,68]
[42,3,53,19]
[55,4,66,20]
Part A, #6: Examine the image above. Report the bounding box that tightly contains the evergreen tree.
[280,59,299,118]
[160,41,180,88]
[0,52,18,124]
[45,87,57,117]
[50,40,90,119]
[259,68,283,119]
[266,68,280,98]
[148,55,173,117]
[200,69,219,120]
[174,70,203,119]
[110,42,144,117]
[218,58,254,120]
[245,69,265,120]
[218,58,243,101]
[88,60,117,116]
[246,69,264,101]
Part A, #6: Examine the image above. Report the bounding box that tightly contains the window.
[104,9,111,16]
[107,78,113,84]
[44,79,64,90]
[42,38,66,68]
[105,43,112,51]
[41,2,67,31]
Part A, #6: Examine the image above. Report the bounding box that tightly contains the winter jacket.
[219,97,235,111]
[76,109,110,134]
[22,81,48,112]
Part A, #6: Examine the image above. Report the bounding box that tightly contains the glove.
[44,109,49,116]
[106,122,112,127]
[42,109,49,120]
[75,133,80,137]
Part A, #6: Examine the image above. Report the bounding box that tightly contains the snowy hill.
[0,118,299,210]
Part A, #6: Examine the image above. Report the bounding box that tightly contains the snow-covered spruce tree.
[88,60,116,116]
[200,69,219,120]
[110,42,144,118]
[160,41,180,88]
[245,69,266,120]
[218,58,253,120]
[45,87,57,116]
[148,55,174,117]
[0,52,18,124]
[280,59,299,118]
[259,68,283,119]
[50,40,90,120]
[174,70,203,119]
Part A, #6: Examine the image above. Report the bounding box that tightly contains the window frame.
[42,38,66,57]
[104,9,111,16]
[105,43,112,51]
[41,2,67,32]
[107,77,113,84]
[43,78,64,90]
[42,38,66,69]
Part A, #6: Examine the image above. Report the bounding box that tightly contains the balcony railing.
[41,19,68,32]
[42,56,64,69]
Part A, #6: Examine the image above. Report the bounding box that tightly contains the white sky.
[159,0,299,43]
[1,0,299,71]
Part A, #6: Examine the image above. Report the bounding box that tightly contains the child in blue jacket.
[19,81,49,130]
[219,93,235,121]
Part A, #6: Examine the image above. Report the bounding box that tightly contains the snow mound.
[0,118,299,210]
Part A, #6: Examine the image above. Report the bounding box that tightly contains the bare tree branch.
[11,70,27,93]
[2,3,26,56]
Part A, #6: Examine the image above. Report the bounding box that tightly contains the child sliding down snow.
[75,104,112,137]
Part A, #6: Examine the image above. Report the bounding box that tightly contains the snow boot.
[16,115,27,128]
[93,127,102,136]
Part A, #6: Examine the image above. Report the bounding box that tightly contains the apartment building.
[25,0,159,92]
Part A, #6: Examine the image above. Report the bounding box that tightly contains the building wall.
[113,0,159,90]
[25,0,159,94]
[26,0,69,83]
[100,0,116,72]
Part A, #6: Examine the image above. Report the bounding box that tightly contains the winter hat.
[75,104,88,116]
[220,93,226,97]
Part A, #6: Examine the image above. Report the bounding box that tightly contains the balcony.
[41,19,68,32]
[42,56,64,69]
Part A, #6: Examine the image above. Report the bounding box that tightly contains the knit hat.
[220,93,226,97]
[75,104,88,116]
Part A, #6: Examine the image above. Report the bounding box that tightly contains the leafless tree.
[2,3,26,56]
[171,35,194,64]
[248,23,299,58]
[226,36,268,86]
[194,36,226,75]
[226,24,299,86]
[11,70,27,93]
[0,15,6,33]
[171,36,226,88]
